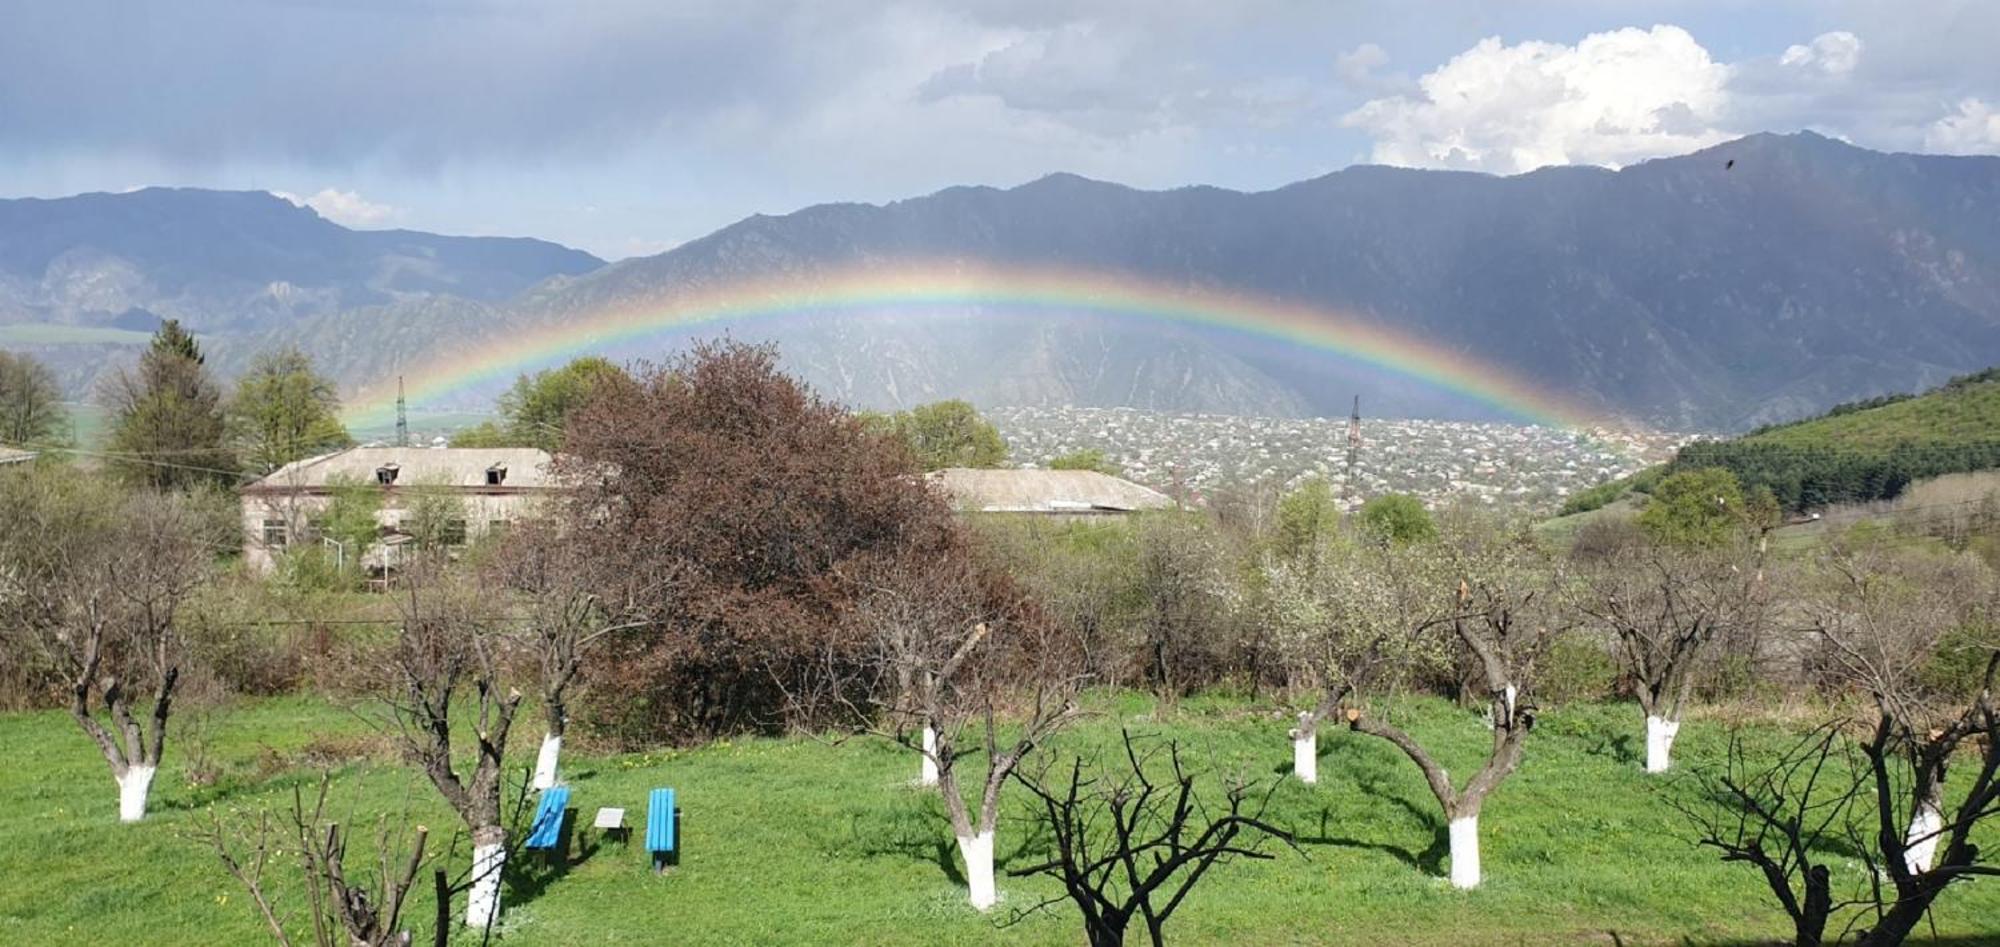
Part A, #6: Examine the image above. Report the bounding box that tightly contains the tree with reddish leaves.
[554,340,955,744]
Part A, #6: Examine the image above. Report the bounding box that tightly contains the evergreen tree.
[226,347,352,473]
[104,319,233,489]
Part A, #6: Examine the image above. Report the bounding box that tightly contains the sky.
[4,1,1999,260]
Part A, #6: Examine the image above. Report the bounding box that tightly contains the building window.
[441,517,468,547]
[376,464,400,485]
[262,518,289,548]
[486,465,508,486]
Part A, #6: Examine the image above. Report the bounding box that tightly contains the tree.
[1358,494,1436,545]
[1638,467,1747,548]
[226,347,352,473]
[1342,523,1565,888]
[1262,531,1441,785]
[1048,448,1121,476]
[1131,514,1239,698]
[853,544,1086,911]
[0,349,67,445]
[1010,732,1295,946]
[447,420,510,448]
[1800,543,2000,904]
[381,560,520,930]
[104,319,234,489]
[553,340,952,742]
[200,772,430,947]
[1271,477,1339,563]
[0,469,219,821]
[1576,538,1765,773]
[888,400,1008,470]
[497,356,627,451]
[492,515,646,790]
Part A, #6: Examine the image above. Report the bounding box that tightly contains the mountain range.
[6,132,2000,431]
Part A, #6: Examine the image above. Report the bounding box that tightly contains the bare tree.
[1342,527,1564,888]
[381,559,521,930]
[1674,724,1869,947]
[492,516,650,790]
[1,472,216,821]
[1798,544,2000,941]
[852,545,1087,911]
[1009,731,1296,946]
[1577,539,1764,773]
[201,772,430,947]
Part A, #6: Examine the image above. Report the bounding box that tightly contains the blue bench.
[646,788,678,871]
[525,786,571,851]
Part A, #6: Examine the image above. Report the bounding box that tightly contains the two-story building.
[239,446,557,573]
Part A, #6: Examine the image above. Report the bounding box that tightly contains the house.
[927,467,1174,516]
[0,446,34,467]
[239,446,557,573]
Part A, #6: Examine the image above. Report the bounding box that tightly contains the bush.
[1537,632,1619,705]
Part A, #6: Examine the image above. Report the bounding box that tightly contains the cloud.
[1926,98,2000,154]
[1780,31,1863,76]
[274,188,402,228]
[1343,26,1734,173]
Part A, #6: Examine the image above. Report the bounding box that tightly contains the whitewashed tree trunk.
[1904,797,1944,875]
[1290,714,1318,785]
[919,726,940,787]
[956,830,996,911]
[532,733,563,790]
[1448,815,1481,889]
[117,765,155,823]
[465,842,506,928]
[1643,715,1680,774]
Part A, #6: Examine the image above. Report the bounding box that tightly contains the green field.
[4,693,1996,946]
[0,324,153,346]
[1744,371,2000,452]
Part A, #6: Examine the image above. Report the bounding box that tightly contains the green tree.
[1638,467,1747,548]
[225,347,352,473]
[0,349,67,446]
[104,319,233,489]
[1357,494,1437,545]
[498,356,628,451]
[448,420,511,448]
[1047,448,1121,476]
[1273,477,1340,561]
[889,400,1008,470]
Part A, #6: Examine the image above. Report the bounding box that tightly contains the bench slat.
[645,788,676,853]
[524,786,570,850]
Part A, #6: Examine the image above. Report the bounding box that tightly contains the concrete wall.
[241,490,548,573]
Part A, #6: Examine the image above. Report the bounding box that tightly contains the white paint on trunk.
[117,765,155,823]
[1291,723,1318,785]
[957,831,997,911]
[465,843,505,929]
[532,733,562,790]
[1644,715,1680,774]
[919,727,939,787]
[1904,800,1944,875]
[1503,685,1516,719]
[1448,815,1481,889]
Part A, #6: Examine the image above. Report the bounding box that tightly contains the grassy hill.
[1740,366,2000,450]
[1563,367,2000,516]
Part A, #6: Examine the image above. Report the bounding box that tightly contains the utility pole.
[1342,395,1361,501]
[395,375,409,448]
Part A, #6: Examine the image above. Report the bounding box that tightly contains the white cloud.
[1343,25,1734,174]
[1925,98,2000,154]
[273,188,402,228]
[1780,31,1863,75]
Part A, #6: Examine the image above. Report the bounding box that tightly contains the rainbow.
[341,261,1609,429]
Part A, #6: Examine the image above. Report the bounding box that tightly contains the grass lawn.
[2,693,1996,946]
